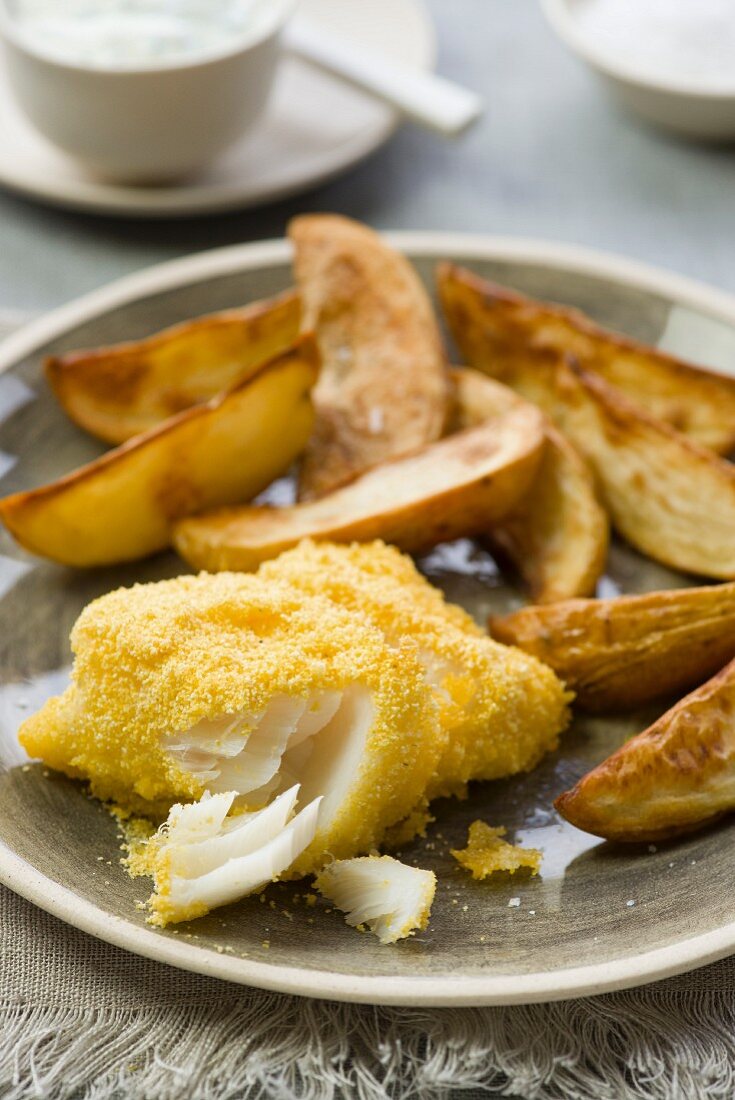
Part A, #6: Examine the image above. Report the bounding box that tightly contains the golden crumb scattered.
[112,810,158,880]
[451,821,542,880]
[383,801,435,849]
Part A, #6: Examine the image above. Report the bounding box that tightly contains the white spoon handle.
[282,20,482,137]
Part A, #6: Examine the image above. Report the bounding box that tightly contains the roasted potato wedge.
[0,337,318,567]
[454,367,608,601]
[549,361,735,579]
[173,401,545,572]
[490,583,735,711]
[438,262,735,454]
[444,326,735,579]
[46,290,301,445]
[291,214,449,500]
[555,657,735,841]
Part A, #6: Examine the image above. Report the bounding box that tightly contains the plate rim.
[0,0,435,218]
[2,230,735,1005]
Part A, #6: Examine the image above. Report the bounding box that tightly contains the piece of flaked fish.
[314,855,436,944]
[139,785,320,926]
[164,691,342,805]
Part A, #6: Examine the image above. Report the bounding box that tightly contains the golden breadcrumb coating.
[260,539,482,637]
[382,799,435,849]
[451,821,542,879]
[260,541,571,797]
[19,571,444,870]
[20,541,568,896]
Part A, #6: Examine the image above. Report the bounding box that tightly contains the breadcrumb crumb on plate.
[451,821,542,880]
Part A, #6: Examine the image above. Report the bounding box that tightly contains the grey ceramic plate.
[2,234,735,1006]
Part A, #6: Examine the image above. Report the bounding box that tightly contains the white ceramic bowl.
[542,0,735,141]
[0,0,295,183]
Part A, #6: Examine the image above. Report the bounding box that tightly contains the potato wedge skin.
[551,361,735,579]
[555,657,735,842]
[291,214,449,500]
[173,402,545,573]
[454,368,608,602]
[46,290,301,445]
[443,277,735,579]
[438,262,735,454]
[491,583,735,711]
[0,337,318,567]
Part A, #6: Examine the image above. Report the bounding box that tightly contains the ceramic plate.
[2,233,735,1006]
[0,0,434,218]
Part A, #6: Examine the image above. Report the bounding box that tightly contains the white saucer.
[0,0,435,218]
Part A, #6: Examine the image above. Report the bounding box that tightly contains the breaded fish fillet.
[260,541,571,797]
[19,571,445,872]
[19,543,569,912]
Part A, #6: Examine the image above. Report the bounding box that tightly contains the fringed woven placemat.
[3,886,734,1100]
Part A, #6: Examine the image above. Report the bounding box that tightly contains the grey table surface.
[1,0,735,316]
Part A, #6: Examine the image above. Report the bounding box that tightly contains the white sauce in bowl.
[6,0,274,68]
[574,0,735,91]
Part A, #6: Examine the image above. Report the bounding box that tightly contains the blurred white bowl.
[0,0,295,183]
[542,0,735,141]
